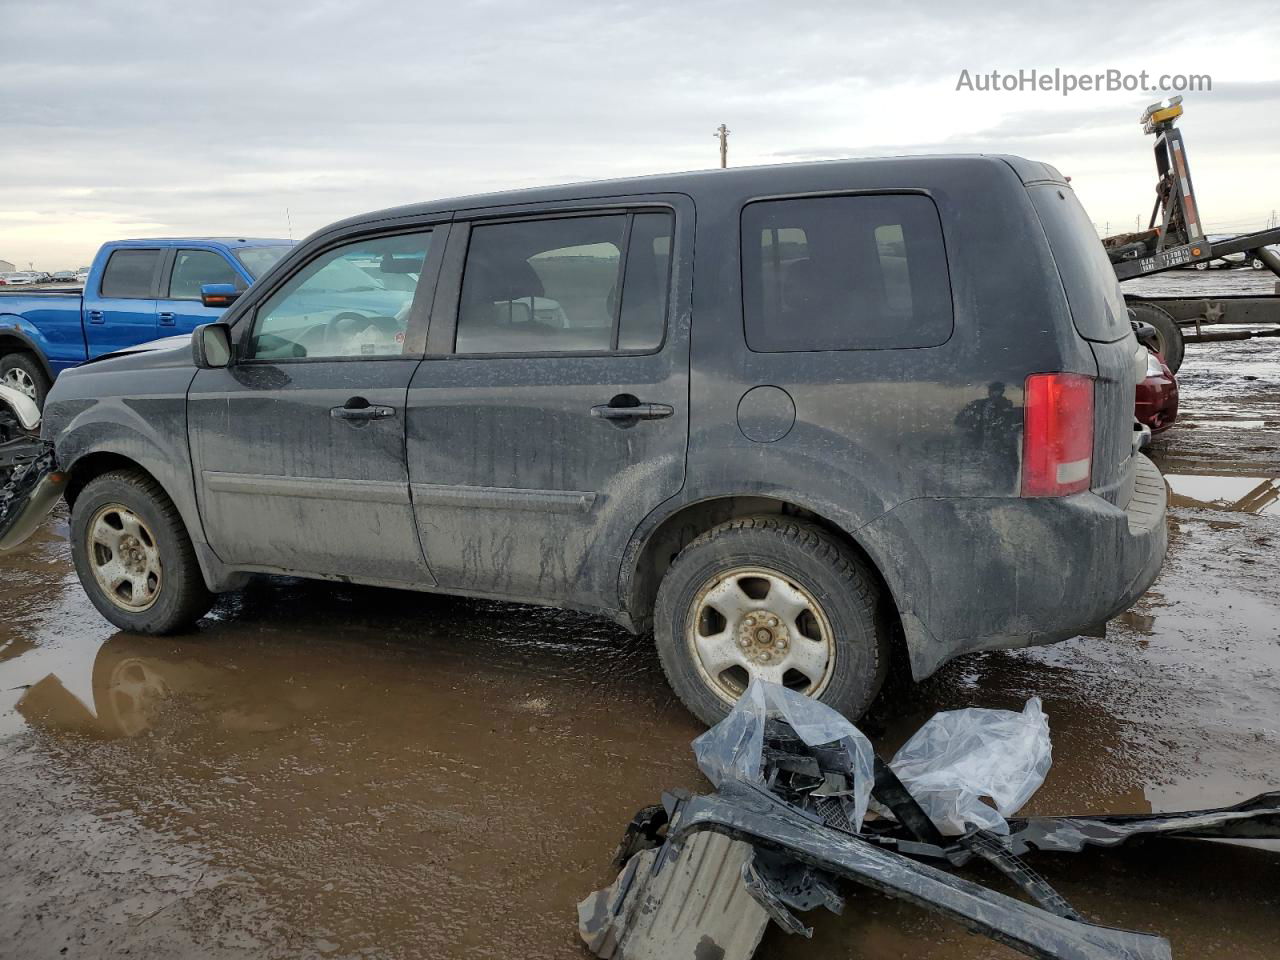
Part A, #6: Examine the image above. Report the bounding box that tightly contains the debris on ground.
[578,680,1280,960]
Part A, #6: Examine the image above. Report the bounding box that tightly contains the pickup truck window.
[455,211,673,354]
[100,249,161,299]
[169,250,242,300]
[741,194,953,352]
[234,245,292,279]
[247,231,431,361]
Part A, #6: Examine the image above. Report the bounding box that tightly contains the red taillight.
[1021,373,1094,497]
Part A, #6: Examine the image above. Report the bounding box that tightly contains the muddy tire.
[654,516,890,726]
[0,352,51,409]
[70,469,212,634]
[1129,301,1184,374]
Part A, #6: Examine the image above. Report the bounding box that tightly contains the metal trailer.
[1102,95,1280,373]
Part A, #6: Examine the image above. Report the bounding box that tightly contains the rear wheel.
[0,353,50,409]
[654,516,890,726]
[1128,301,1184,374]
[71,469,212,633]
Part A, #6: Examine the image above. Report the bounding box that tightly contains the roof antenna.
[714,123,730,169]
[286,207,293,241]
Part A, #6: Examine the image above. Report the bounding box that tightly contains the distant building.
[0,259,14,273]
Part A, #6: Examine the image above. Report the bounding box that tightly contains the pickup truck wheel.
[1129,302,1184,374]
[654,516,890,726]
[70,470,212,634]
[0,353,50,408]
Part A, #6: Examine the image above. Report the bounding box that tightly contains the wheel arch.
[0,325,56,383]
[622,494,906,650]
[64,451,164,508]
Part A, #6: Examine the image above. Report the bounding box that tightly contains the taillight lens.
[1021,373,1094,497]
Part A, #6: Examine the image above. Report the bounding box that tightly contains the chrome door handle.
[158,311,176,326]
[590,402,674,422]
[331,404,396,422]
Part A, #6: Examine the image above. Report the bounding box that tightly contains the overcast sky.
[2,0,1277,269]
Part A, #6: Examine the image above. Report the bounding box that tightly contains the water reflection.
[1166,473,1279,515]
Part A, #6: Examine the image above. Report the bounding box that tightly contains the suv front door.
[405,197,692,611]
[187,224,447,585]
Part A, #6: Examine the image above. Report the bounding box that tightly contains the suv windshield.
[234,245,293,279]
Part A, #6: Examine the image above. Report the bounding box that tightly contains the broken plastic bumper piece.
[0,442,62,552]
[579,681,1280,960]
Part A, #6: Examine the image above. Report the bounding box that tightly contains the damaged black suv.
[0,156,1166,725]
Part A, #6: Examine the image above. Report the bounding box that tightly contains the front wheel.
[71,469,212,633]
[654,516,890,726]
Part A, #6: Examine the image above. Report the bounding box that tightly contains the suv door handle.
[87,310,105,324]
[590,400,675,421]
[158,311,176,326]
[331,401,396,422]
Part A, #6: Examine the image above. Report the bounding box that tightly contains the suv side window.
[169,249,243,300]
[455,211,673,354]
[742,194,952,352]
[247,231,432,361]
[100,249,161,299]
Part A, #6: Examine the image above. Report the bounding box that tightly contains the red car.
[1135,348,1178,433]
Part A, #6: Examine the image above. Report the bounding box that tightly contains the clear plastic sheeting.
[887,698,1052,835]
[693,679,876,833]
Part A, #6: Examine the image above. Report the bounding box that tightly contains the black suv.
[0,156,1167,725]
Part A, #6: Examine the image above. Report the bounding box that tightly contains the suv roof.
[331,154,1068,231]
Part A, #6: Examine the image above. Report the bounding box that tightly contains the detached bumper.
[863,454,1168,679]
[0,445,64,552]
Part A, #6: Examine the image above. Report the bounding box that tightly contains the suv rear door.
[405,195,692,611]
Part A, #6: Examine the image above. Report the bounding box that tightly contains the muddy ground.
[2,271,1278,959]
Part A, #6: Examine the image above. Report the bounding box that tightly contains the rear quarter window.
[741,194,953,352]
[1029,185,1130,343]
[100,249,161,299]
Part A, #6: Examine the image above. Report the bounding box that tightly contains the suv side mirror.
[192,322,233,369]
[200,283,242,309]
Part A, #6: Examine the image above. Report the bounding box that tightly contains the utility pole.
[714,123,730,169]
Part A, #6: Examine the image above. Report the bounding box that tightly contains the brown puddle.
[2,518,1279,959]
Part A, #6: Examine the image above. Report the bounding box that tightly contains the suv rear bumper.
[862,454,1168,679]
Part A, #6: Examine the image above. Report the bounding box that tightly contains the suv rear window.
[100,249,161,299]
[742,194,952,352]
[1028,185,1130,343]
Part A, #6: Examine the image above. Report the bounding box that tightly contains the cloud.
[0,0,1276,266]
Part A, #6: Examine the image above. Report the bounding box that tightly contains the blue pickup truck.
[0,237,292,405]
